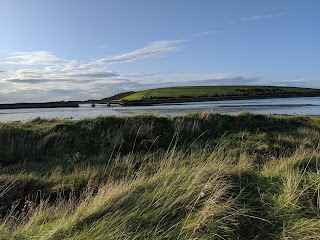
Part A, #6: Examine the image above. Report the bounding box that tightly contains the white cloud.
[3,40,185,70]
[84,40,185,66]
[5,51,72,66]
[3,67,121,85]
[0,40,267,103]
[241,14,273,22]
[241,12,287,23]
[0,74,261,103]
[194,30,220,37]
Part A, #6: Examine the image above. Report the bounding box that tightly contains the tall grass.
[1,148,247,239]
[1,112,320,239]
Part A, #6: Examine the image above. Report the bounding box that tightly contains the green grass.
[122,85,320,100]
[1,113,320,239]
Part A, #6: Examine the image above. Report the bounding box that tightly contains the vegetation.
[1,112,320,239]
[122,86,320,101]
[99,91,136,102]
[81,91,136,104]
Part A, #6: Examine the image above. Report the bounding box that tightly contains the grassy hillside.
[122,86,320,101]
[99,91,136,102]
[1,113,320,239]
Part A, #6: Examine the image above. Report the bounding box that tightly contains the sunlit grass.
[1,112,320,239]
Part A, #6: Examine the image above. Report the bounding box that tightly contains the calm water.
[0,97,320,122]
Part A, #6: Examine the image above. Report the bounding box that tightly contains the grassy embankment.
[1,113,320,239]
[122,86,320,101]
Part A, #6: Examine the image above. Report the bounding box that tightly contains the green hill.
[122,86,320,101]
[99,91,136,102]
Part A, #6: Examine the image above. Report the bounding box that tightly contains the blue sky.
[0,0,319,102]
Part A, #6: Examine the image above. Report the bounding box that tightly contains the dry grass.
[1,112,320,239]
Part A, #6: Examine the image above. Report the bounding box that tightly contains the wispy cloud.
[5,51,73,66]
[241,12,287,23]
[84,40,185,66]
[4,67,121,85]
[4,40,185,68]
[194,30,221,37]
[7,78,92,84]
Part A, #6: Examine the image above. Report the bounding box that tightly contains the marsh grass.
[1,112,320,239]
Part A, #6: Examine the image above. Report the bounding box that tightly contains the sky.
[0,0,319,103]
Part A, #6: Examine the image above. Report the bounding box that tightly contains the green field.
[1,113,320,239]
[122,85,320,100]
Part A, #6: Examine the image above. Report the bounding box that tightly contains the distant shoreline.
[1,92,320,110]
[0,102,79,110]
[120,93,320,106]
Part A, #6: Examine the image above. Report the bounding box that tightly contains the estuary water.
[0,97,319,122]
